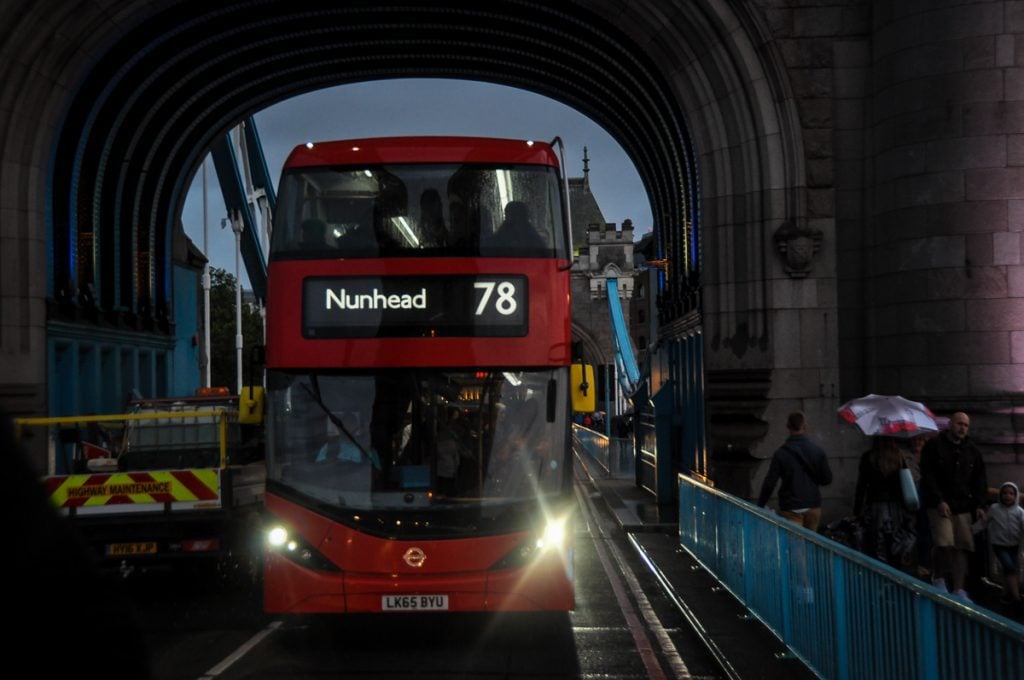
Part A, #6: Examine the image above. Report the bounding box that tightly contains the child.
[986,482,1024,607]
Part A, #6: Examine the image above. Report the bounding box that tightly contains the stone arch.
[615,2,808,366]
[0,0,808,427]
[572,323,608,368]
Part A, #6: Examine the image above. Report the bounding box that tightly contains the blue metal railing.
[678,474,1024,680]
[573,424,634,479]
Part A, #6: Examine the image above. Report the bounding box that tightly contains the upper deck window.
[270,164,566,259]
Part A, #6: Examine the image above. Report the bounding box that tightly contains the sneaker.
[952,589,973,604]
[932,577,948,592]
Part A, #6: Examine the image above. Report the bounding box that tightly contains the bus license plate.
[382,594,449,611]
[106,541,158,556]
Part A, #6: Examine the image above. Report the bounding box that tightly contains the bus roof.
[283,136,561,169]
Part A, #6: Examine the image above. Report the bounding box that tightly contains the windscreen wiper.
[302,379,381,470]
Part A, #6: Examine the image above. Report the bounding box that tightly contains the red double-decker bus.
[262,136,592,613]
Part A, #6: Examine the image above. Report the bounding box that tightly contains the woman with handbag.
[853,436,919,574]
[905,434,935,579]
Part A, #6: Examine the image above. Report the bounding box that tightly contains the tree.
[206,267,263,392]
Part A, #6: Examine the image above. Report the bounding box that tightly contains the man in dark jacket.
[920,411,987,602]
[757,411,833,532]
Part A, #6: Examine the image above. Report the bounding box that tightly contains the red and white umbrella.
[837,394,939,438]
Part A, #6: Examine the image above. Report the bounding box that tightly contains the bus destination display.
[303,275,528,338]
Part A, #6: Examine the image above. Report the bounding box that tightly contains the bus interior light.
[391,216,419,247]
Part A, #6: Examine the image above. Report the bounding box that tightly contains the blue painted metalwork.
[573,423,634,479]
[693,333,704,470]
[678,474,1024,680]
[48,322,175,421]
[243,118,277,214]
[683,334,697,472]
[649,378,676,502]
[171,263,200,397]
[605,278,639,394]
[210,133,267,301]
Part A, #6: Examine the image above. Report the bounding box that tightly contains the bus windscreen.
[266,368,569,518]
[270,163,566,259]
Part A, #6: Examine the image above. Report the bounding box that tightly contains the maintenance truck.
[14,387,265,578]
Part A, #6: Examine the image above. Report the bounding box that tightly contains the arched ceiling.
[47,0,700,323]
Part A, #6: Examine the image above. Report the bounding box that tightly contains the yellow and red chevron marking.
[44,469,220,508]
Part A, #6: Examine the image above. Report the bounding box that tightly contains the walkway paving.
[577,453,819,680]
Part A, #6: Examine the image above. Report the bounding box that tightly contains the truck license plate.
[106,541,158,556]
[381,594,449,611]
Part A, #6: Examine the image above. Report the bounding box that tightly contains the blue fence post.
[693,330,705,474]
[916,596,938,680]
[778,528,792,643]
[832,553,849,680]
[687,333,698,473]
[742,511,754,602]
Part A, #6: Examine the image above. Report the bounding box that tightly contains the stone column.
[865,1,1024,482]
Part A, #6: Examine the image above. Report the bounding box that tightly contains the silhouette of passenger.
[298,218,331,250]
[419,189,447,247]
[491,200,547,253]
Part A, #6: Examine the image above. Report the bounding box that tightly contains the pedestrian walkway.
[576,452,819,680]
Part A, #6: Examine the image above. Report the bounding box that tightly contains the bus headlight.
[536,519,566,551]
[491,516,571,571]
[267,525,289,548]
[264,522,339,572]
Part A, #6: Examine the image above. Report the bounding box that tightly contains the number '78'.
[473,281,518,316]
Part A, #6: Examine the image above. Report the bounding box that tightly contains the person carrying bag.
[899,457,920,511]
[854,436,919,574]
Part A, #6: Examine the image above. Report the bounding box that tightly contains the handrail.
[15,409,234,427]
[677,474,1024,679]
[15,409,236,473]
[573,424,634,479]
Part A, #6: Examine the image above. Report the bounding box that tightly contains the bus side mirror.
[571,364,596,413]
[239,386,265,425]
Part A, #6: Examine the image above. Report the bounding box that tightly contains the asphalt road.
[113,470,721,680]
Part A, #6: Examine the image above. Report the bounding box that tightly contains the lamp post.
[201,157,211,388]
[230,210,244,395]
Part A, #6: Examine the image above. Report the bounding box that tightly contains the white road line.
[576,482,692,680]
[196,619,282,679]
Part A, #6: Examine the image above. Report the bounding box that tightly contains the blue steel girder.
[605,278,640,396]
[243,118,276,214]
[210,132,267,302]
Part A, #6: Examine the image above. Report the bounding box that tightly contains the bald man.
[920,411,988,602]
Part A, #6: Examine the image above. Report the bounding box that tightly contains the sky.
[181,79,653,285]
